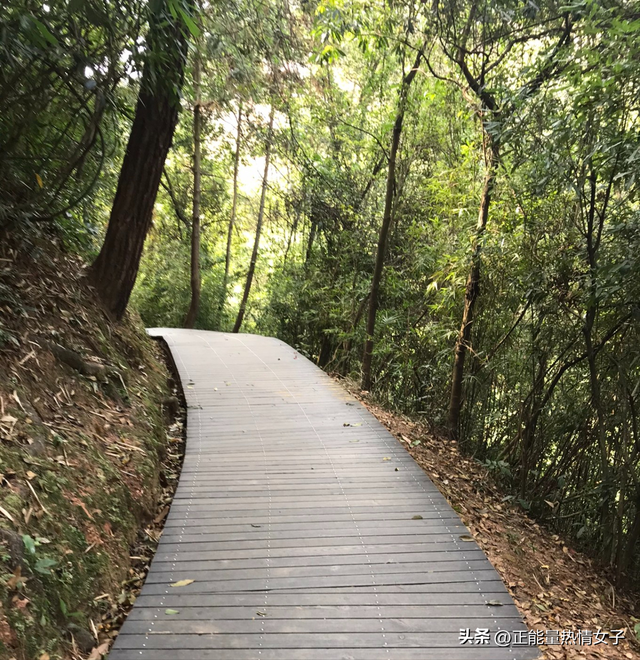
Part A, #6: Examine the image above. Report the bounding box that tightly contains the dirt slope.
[0,229,178,660]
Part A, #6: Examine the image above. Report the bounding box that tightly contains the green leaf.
[177,7,200,38]
[22,535,37,555]
[165,609,180,615]
[33,19,59,46]
[166,0,178,19]
[34,557,57,575]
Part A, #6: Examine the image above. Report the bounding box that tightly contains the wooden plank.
[158,525,470,542]
[149,550,489,571]
[142,559,496,583]
[107,330,538,660]
[112,631,539,651]
[152,543,503,563]
[125,604,522,621]
[163,511,463,526]
[119,617,528,635]
[130,591,517,607]
[138,571,508,596]
[109,648,539,660]
[161,518,466,534]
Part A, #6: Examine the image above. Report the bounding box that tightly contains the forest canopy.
[2,0,640,590]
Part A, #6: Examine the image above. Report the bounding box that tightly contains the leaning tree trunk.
[361,51,422,391]
[89,1,191,320]
[448,137,499,437]
[219,101,243,325]
[184,46,203,328]
[232,106,274,333]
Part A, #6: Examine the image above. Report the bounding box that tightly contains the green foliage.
[0,0,145,229]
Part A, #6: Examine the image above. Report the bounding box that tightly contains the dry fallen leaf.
[7,566,22,590]
[170,579,195,588]
[87,642,110,660]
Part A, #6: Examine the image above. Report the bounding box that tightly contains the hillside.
[0,228,181,660]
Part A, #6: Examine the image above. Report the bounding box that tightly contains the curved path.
[108,329,538,660]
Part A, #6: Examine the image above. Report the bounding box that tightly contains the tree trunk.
[283,208,299,265]
[519,349,547,499]
[361,52,422,391]
[582,168,614,555]
[232,106,274,333]
[620,489,640,583]
[184,47,203,328]
[317,334,333,368]
[89,1,191,320]
[305,219,317,264]
[444,13,571,437]
[219,101,243,324]
[447,137,499,437]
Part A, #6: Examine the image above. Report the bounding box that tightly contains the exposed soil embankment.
[0,230,184,660]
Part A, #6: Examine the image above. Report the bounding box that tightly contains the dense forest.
[2,0,640,595]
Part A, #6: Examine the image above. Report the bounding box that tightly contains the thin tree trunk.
[219,101,243,323]
[620,489,640,582]
[582,168,614,554]
[232,106,274,333]
[283,208,299,265]
[447,137,499,436]
[305,219,317,264]
[361,51,422,391]
[519,351,547,499]
[184,47,203,328]
[89,1,191,320]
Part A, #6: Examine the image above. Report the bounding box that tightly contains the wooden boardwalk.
[108,330,539,660]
